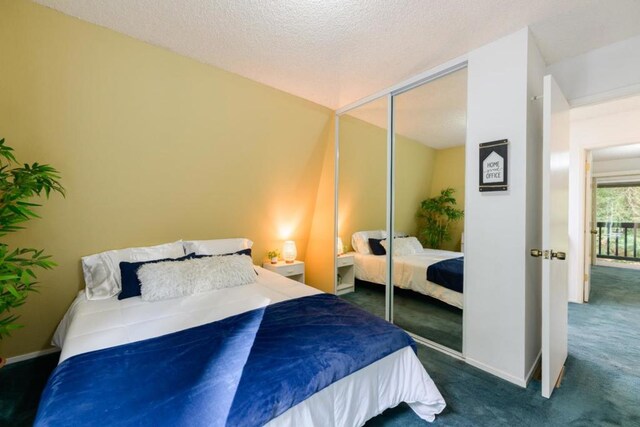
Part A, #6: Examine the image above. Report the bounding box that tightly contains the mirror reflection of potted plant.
[267,249,280,264]
[416,187,464,249]
[0,138,65,368]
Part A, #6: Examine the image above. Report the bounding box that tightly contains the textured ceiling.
[34,0,640,109]
[347,68,467,149]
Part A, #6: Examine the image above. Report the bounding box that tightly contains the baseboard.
[408,332,464,361]
[465,357,527,388]
[525,351,542,385]
[5,347,60,365]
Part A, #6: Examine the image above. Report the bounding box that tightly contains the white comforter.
[354,248,463,309]
[52,266,445,425]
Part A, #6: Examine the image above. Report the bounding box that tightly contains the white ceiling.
[347,67,467,149]
[34,0,640,110]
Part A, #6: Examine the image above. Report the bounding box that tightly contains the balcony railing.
[596,221,640,261]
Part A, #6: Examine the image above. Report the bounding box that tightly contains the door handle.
[590,230,598,235]
[551,251,566,260]
[530,249,543,257]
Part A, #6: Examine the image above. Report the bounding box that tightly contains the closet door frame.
[334,56,468,359]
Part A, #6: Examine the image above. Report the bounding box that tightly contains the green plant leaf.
[0,138,64,340]
[4,284,21,299]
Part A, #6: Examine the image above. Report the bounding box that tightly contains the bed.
[36,239,446,426]
[352,231,464,309]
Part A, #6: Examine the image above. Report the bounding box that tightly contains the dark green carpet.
[341,280,463,351]
[367,265,640,426]
[1,266,638,426]
[0,351,58,427]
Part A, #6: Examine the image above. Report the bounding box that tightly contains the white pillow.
[406,236,424,253]
[138,255,256,302]
[381,237,422,256]
[183,238,253,256]
[81,241,184,300]
[351,230,386,254]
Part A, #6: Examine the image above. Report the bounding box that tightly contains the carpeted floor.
[340,280,463,351]
[367,265,640,426]
[0,351,58,427]
[0,266,638,426]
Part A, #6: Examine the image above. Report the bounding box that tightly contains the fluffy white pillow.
[183,238,253,256]
[406,236,424,253]
[351,230,386,254]
[138,254,256,302]
[81,241,184,300]
[381,237,422,256]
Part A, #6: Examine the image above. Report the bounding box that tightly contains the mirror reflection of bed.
[336,96,389,320]
[336,67,466,353]
[345,231,463,351]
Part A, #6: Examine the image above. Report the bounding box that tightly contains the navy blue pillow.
[118,253,193,300]
[190,248,252,259]
[368,238,386,256]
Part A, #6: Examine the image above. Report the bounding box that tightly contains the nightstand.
[336,253,355,295]
[262,260,305,283]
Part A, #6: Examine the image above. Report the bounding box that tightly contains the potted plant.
[416,187,464,249]
[0,138,64,368]
[266,249,280,264]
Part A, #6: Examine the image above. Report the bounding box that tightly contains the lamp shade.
[282,240,297,263]
[336,237,344,256]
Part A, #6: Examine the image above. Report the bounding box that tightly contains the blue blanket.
[35,294,415,427]
[427,257,464,293]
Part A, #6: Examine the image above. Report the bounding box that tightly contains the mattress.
[354,249,464,309]
[51,266,445,425]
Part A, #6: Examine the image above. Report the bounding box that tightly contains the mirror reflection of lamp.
[282,240,297,263]
[336,237,344,256]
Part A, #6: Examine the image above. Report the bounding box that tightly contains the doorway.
[582,144,640,301]
[568,95,640,303]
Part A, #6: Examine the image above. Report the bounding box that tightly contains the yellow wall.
[305,120,336,293]
[337,115,387,250]
[337,115,436,252]
[0,1,333,357]
[429,145,466,251]
[395,136,437,236]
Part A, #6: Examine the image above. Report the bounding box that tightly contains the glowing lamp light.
[336,237,344,256]
[282,240,297,263]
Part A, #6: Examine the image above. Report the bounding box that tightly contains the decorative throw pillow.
[182,238,253,256]
[406,236,424,253]
[81,241,184,300]
[118,253,193,300]
[138,254,256,302]
[368,238,387,256]
[351,230,386,254]
[381,237,421,256]
[191,248,252,259]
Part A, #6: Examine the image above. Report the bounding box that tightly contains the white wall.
[465,28,544,386]
[593,157,640,175]
[547,34,640,106]
[568,101,640,303]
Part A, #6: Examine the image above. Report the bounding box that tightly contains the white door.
[583,152,594,302]
[541,75,570,399]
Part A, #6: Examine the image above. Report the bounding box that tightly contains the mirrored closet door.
[335,64,467,354]
[336,96,389,319]
[391,68,467,352]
